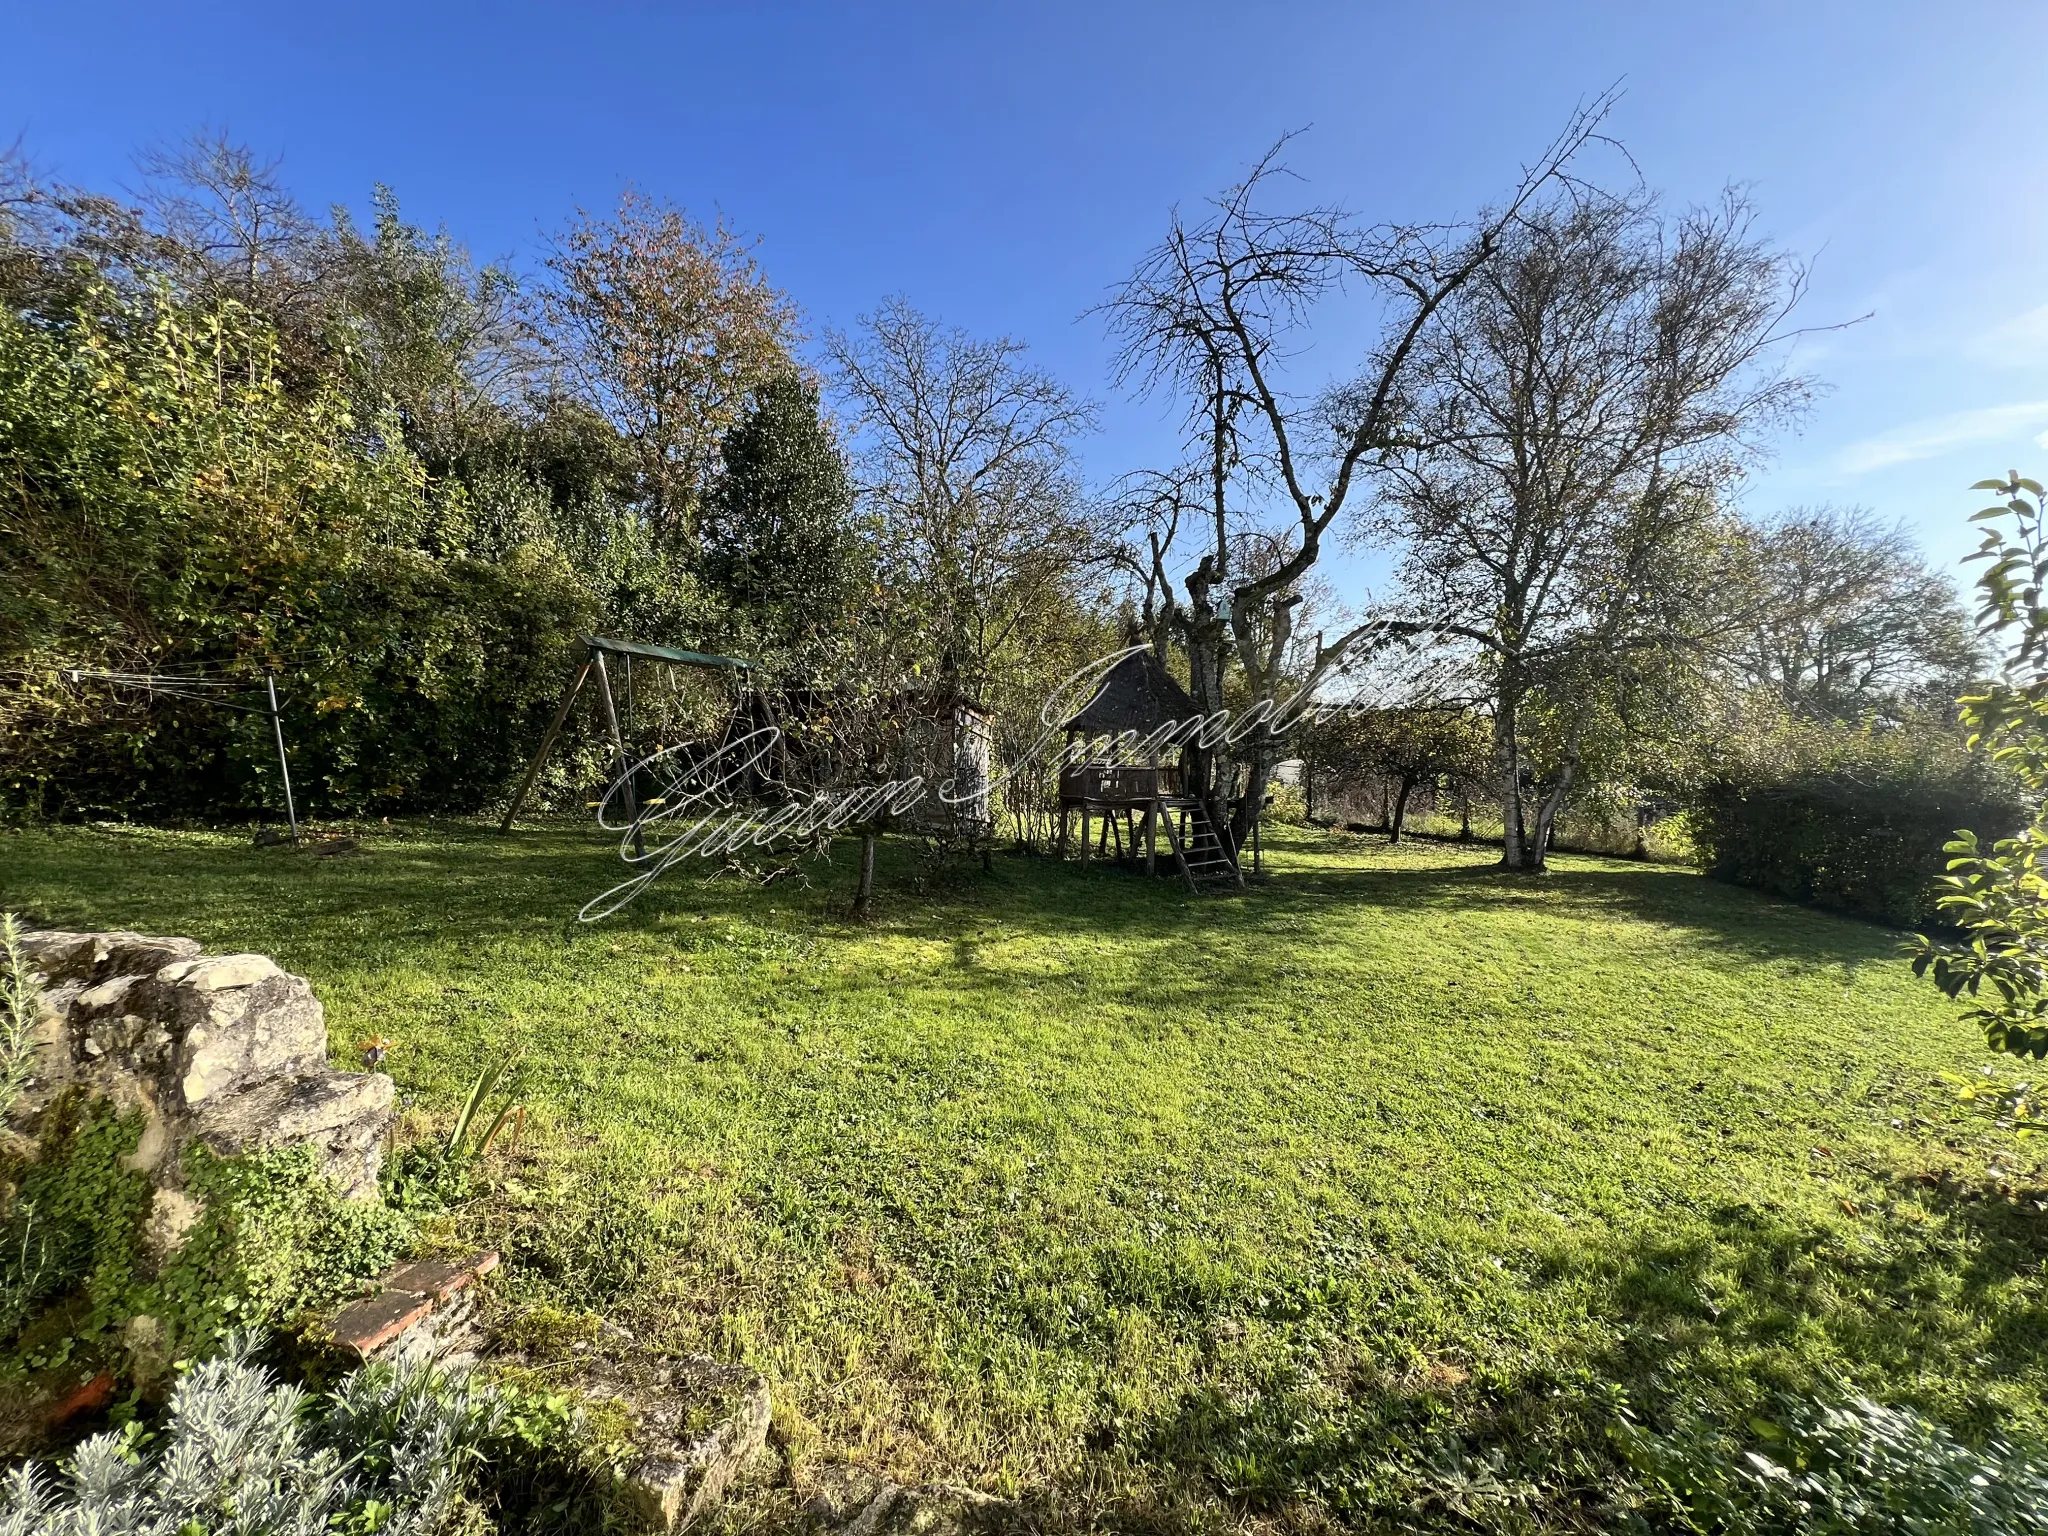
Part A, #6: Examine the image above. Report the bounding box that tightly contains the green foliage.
[1617,1388,2048,1534]
[1911,474,2048,1057]
[159,1145,414,1352]
[474,1379,640,1535]
[1,1102,410,1371]
[0,282,596,820]
[698,373,866,657]
[1681,713,2024,925]
[1945,1063,2044,1137]
[0,1341,504,1536]
[0,1098,153,1347]
[386,1054,524,1214]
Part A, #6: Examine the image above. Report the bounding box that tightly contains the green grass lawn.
[4,820,2043,1530]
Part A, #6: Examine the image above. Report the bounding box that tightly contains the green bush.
[1680,718,2025,926]
[2,1099,412,1372]
[0,283,597,822]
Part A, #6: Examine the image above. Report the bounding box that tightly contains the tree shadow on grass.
[865,843,1905,1015]
[6,822,1899,983]
[1023,1173,2048,1534]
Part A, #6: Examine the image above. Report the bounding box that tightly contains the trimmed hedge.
[1682,718,2028,926]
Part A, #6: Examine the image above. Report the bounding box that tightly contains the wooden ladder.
[1162,802,1242,893]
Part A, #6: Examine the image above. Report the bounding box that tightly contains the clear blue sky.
[8,1,2047,598]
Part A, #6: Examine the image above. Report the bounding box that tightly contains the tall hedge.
[0,284,596,820]
[1683,718,2029,926]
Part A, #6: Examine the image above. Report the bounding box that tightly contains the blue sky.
[8,1,2047,600]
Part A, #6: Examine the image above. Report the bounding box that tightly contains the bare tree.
[535,190,799,546]
[1735,507,1982,720]
[1373,185,1813,869]
[1104,100,1617,857]
[826,299,1102,695]
[134,131,321,324]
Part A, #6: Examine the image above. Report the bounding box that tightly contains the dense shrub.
[1680,717,2027,925]
[0,285,598,821]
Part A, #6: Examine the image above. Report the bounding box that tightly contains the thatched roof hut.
[1062,649,1200,739]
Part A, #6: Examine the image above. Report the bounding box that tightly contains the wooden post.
[854,829,878,918]
[499,656,591,831]
[1144,800,1157,875]
[594,651,644,859]
[1079,804,1091,867]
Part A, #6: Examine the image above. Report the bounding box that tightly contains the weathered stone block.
[17,929,199,984]
[7,928,394,1213]
[182,1068,394,1197]
[568,1354,772,1532]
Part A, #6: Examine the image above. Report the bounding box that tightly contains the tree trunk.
[853,830,878,919]
[1389,776,1415,844]
[1228,740,1270,854]
[1528,735,1585,871]
[1495,687,1537,872]
[1499,770,1525,868]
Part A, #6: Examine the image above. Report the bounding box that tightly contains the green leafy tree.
[1297,705,1491,841]
[697,373,866,655]
[1910,473,2048,1057]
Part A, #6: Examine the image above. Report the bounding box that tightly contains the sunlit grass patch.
[5,819,2041,1528]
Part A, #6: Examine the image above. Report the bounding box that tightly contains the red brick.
[331,1291,433,1356]
[381,1250,499,1302]
[46,1370,115,1425]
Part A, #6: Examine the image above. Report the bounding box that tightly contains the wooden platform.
[1056,764,1245,891]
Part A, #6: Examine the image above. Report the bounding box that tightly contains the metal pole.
[265,672,299,843]
[594,652,645,859]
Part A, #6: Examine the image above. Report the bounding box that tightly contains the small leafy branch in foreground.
[1910,473,2048,1057]
[1617,1386,2048,1534]
[0,1338,503,1536]
[1947,1064,2043,1137]
[0,913,42,1120]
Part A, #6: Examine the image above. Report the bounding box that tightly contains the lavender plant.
[0,912,41,1120]
[0,1339,503,1536]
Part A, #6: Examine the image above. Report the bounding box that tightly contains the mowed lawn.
[5,820,2044,1527]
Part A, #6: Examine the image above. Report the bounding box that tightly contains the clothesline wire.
[63,669,272,713]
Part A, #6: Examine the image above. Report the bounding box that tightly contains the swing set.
[497,636,756,838]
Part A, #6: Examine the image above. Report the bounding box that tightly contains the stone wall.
[8,929,393,1220]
